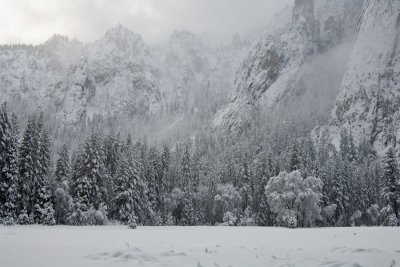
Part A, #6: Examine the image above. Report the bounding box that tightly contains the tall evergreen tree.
[181,144,191,190]
[103,132,120,178]
[71,134,106,210]
[114,142,149,224]
[0,103,19,222]
[381,147,399,225]
[54,144,71,224]
[289,143,301,171]
[18,113,52,222]
[181,190,195,226]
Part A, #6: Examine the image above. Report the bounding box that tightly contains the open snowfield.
[0,226,399,267]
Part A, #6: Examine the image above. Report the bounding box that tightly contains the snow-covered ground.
[0,226,398,267]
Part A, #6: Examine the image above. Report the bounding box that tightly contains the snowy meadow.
[1,225,398,267]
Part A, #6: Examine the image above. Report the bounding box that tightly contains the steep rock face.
[0,35,83,108]
[328,0,400,153]
[214,0,364,133]
[0,26,162,123]
[84,25,162,118]
[58,58,96,123]
[316,0,365,51]
[214,0,317,131]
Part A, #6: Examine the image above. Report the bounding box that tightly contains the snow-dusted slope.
[214,0,364,132]
[0,35,83,110]
[328,0,400,154]
[0,26,162,124]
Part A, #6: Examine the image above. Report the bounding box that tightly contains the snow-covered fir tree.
[54,144,72,224]
[381,147,399,226]
[68,133,107,225]
[18,113,53,223]
[0,103,19,223]
[113,140,152,224]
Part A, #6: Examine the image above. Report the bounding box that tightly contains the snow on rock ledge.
[328,0,400,155]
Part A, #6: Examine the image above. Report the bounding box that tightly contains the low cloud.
[0,0,291,45]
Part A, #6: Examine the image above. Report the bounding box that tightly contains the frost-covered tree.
[0,103,19,223]
[265,170,323,227]
[212,183,241,224]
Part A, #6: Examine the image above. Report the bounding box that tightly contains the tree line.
[0,103,399,227]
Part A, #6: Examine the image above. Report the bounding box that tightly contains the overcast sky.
[0,0,291,45]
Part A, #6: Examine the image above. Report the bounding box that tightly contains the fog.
[0,0,291,45]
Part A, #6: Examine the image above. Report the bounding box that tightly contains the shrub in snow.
[321,204,337,226]
[128,215,138,229]
[366,204,380,226]
[283,210,298,228]
[385,214,399,227]
[239,207,255,226]
[67,203,108,226]
[265,170,323,228]
[17,210,33,225]
[350,210,362,227]
[66,202,87,225]
[381,204,399,226]
[94,204,108,225]
[221,211,237,226]
[3,216,14,226]
[163,212,175,226]
[42,205,56,226]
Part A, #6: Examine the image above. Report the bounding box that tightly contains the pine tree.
[181,190,195,226]
[289,143,301,171]
[36,113,51,179]
[181,144,191,190]
[147,147,160,213]
[18,113,52,223]
[55,145,70,183]
[340,130,357,162]
[54,144,71,224]
[114,140,153,224]
[104,132,120,178]
[255,154,272,226]
[159,144,171,223]
[18,116,37,215]
[0,103,19,222]
[381,147,399,225]
[71,134,107,212]
[239,160,252,214]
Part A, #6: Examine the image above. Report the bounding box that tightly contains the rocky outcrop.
[328,0,400,154]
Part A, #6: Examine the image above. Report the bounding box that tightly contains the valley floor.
[0,225,399,267]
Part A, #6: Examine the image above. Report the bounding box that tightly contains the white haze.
[0,0,291,45]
